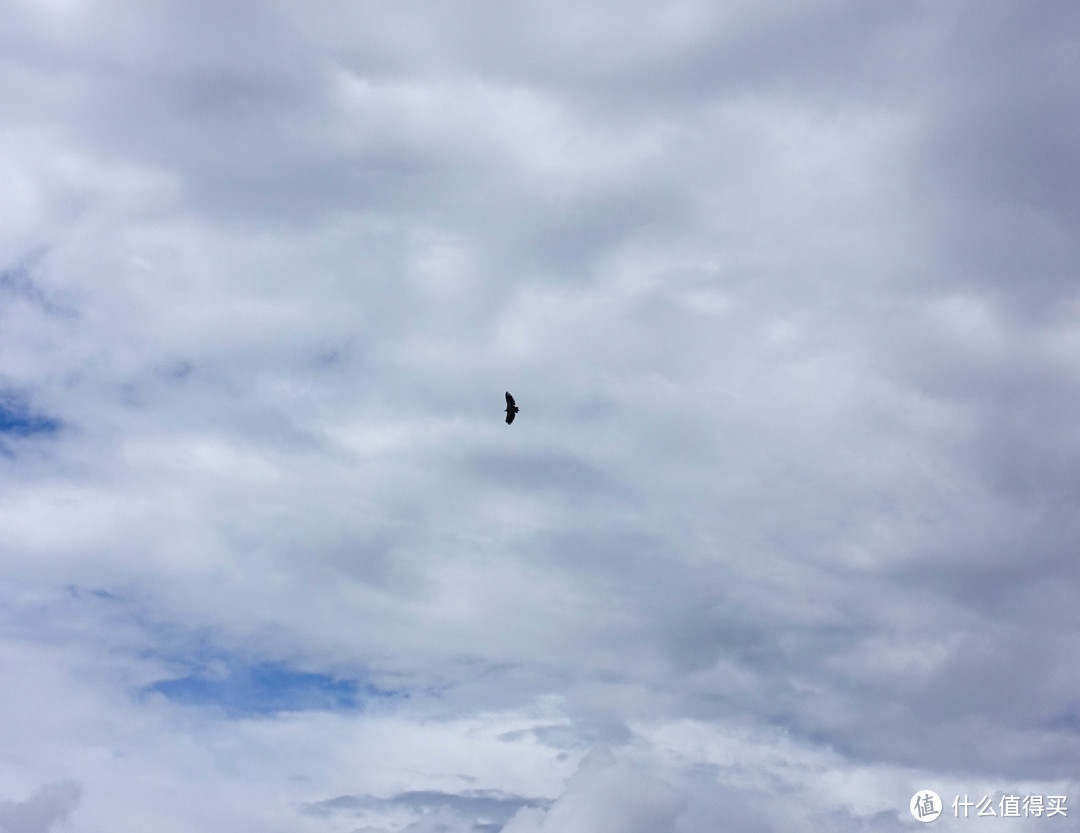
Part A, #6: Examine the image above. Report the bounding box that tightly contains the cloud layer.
[2,0,1079,830]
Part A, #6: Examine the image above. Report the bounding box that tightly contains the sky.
[1,1,1079,830]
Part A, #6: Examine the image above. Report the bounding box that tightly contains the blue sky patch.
[147,661,401,716]
[0,393,60,437]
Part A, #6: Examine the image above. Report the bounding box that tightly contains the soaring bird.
[504,391,519,425]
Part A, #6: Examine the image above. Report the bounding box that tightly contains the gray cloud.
[1,0,1078,829]
[303,787,549,832]
[0,782,81,833]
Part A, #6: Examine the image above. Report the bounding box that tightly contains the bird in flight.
[504,391,519,425]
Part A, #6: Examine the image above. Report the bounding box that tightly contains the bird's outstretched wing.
[504,391,518,424]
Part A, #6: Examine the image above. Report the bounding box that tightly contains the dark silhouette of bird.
[504,391,519,425]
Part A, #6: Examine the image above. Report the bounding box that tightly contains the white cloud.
[502,747,684,833]
[1,0,1078,830]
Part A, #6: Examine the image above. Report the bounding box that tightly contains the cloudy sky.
[2,1,1079,830]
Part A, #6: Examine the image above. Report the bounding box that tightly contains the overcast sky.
[2,1,1079,831]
